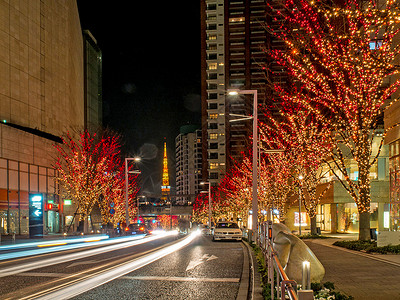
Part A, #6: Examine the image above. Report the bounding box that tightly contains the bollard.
[302,261,311,290]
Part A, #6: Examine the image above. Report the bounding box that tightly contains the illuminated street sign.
[29,194,44,238]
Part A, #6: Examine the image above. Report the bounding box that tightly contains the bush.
[299,233,330,239]
[313,281,354,300]
[333,240,400,254]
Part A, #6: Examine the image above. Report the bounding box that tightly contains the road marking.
[122,275,239,283]
[67,260,99,268]
[186,253,218,271]
[16,273,240,283]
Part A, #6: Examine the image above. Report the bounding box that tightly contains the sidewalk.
[305,235,400,300]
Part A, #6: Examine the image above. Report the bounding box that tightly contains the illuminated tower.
[161,141,171,202]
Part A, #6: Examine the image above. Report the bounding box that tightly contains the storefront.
[0,158,61,235]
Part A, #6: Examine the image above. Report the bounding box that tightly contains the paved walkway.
[305,238,400,300]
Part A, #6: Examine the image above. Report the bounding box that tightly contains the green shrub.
[299,233,330,239]
[333,240,400,254]
[313,281,354,300]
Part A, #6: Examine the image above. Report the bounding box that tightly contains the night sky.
[77,2,201,196]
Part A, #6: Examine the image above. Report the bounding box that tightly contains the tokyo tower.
[161,140,170,202]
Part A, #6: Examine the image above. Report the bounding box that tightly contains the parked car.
[125,223,151,235]
[212,222,242,241]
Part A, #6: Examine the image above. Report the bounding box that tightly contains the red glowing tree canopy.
[54,130,139,223]
[265,0,400,240]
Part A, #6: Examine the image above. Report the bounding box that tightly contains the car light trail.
[0,234,147,261]
[28,231,199,300]
[0,235,110,251]
[0,231,178,277]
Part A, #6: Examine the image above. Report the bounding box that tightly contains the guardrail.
[258,221,298,300]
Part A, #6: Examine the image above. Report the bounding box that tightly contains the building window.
[209,172,219,179]
[208,34,217,40]
[208,93,218,99]
[229,17,245,23]
[208,73,217,80]
[208,63,218,70]
[209,143,218,149]
[208,103,218,110]
[369,40,383,50]
[207,4,217,10]
[207,83,217,90]
[209,152,218,159]
[210,163,219,169]
[209,133,218,140]
[209,113,218,119]
[209,123,218,129]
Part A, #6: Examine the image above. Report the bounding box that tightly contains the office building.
[83,30,102,133]
[0,0,84,235]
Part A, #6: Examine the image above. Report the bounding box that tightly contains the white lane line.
[122,275,240,283]
[17,273,240,283]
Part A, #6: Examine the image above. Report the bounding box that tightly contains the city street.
[0,232,247,300]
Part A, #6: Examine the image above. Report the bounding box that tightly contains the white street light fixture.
[298,174,303,235]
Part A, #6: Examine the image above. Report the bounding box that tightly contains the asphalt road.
[0,233,247,300]
[74,235,245,300]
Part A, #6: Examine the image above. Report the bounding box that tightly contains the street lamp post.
[228,89,258,242]
[125,157,141,227]
[200,181,212,234]
[298,174,303,235]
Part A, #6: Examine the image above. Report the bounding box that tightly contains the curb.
[237,241,250,299]
[238,241,264,300]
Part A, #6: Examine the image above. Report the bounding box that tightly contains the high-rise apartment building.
[175,126,203,204]
[0,0,85,235]
[201,0,267,185]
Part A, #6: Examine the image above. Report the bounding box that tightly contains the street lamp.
[125,157,141,227]
[200,181,212,234]
[298,174,304,235]
[228,89,258,242]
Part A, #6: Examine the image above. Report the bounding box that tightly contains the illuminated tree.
[54,130,139,226]
[192,192,210,224]
[219,162,252,224]
[260,108,333,234]
[266,0,400,240]
[157,215,178,230]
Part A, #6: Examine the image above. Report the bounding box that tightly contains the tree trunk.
[310,215,317,235]
[359,211,370,241]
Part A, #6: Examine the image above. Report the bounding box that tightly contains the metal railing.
[258,221,298,300]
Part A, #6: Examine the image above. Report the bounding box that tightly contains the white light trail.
[0,234,146,261]
[0,235,110,251]
[0,231,178,278]
[30,232,200,300]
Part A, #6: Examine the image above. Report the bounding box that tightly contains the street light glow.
[227,89,239,96]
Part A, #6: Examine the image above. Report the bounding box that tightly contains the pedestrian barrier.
[258,221,298,300]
